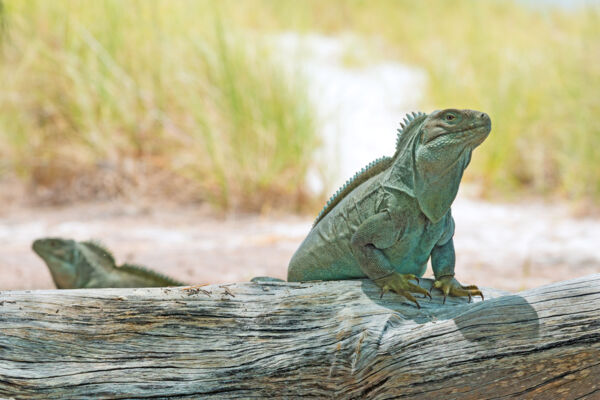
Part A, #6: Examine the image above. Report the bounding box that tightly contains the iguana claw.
[432,275,484,304]
[374,273,430,308]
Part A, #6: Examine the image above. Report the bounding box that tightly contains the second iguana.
[33,238,185,288]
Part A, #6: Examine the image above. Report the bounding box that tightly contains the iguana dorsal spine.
[313,156,391,227]
[83,240,184,286]
[393,111,427,158]
[118,263,184,286]
[313,111,426,227]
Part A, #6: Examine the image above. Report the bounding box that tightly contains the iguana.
[32,238,185,288]
[288,109,491,308]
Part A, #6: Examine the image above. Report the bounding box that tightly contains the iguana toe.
[459,284,484,301]
[433,276,484,304]
[374,273,430,308]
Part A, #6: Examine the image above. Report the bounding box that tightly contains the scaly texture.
[290,109,492,307]
[32,238,185,288]
[313,156,392,227]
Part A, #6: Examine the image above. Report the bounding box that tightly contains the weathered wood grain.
[0,275,599,399]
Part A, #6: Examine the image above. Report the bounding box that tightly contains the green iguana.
[288,109,490,308]
[32,238,185,288]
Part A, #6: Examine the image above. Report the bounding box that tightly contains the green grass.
[225,0,600,204]
[1,0,599,209]
[0,0,318,210]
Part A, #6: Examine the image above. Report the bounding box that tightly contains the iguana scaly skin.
[288,109,491,307]
[32,238,185,288]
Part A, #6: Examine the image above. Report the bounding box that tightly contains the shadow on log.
[1,275,599,399]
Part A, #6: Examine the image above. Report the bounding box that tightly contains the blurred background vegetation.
[0,0,598,212]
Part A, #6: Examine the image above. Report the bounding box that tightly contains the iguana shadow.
[358,278,540,346]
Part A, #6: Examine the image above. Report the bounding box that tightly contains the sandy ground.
[1,195,599,292]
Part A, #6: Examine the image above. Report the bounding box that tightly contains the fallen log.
[0,275,599,399]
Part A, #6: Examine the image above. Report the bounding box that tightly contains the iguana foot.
[373,273,431,309]
[432,275,484,304]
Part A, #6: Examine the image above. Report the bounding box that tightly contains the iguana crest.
[313,111,427,227]
[394,111,427,157]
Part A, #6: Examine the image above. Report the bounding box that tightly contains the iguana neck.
[382,119,423,199]
[45,253,80,289]
[75,244,116,287]
[383,119,470,222]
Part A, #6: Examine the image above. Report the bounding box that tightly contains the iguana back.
[313,156,392,227]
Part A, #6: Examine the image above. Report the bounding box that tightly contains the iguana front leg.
[431,239,483,303]
[351,212,430,308]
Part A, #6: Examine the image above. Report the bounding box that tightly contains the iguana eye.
[445,114,456,121]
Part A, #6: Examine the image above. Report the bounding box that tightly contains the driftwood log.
[0,274,599,399]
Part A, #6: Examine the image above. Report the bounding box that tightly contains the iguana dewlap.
[288,109,491,307]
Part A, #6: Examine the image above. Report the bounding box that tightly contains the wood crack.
[0,276,599,398]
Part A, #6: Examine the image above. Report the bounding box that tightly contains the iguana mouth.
[426,122,490,143]
[466,121,492,145]
[454,121,491,134]
[450,122,491,145]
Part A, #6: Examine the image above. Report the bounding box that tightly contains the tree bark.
[0,275,599,399]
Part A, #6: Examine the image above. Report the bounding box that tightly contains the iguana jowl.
[288,109,491,307]
[33,238,185,288]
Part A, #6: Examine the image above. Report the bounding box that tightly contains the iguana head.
[393,109,491,222]
[32,238,82,288]
[33,238,117,288]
